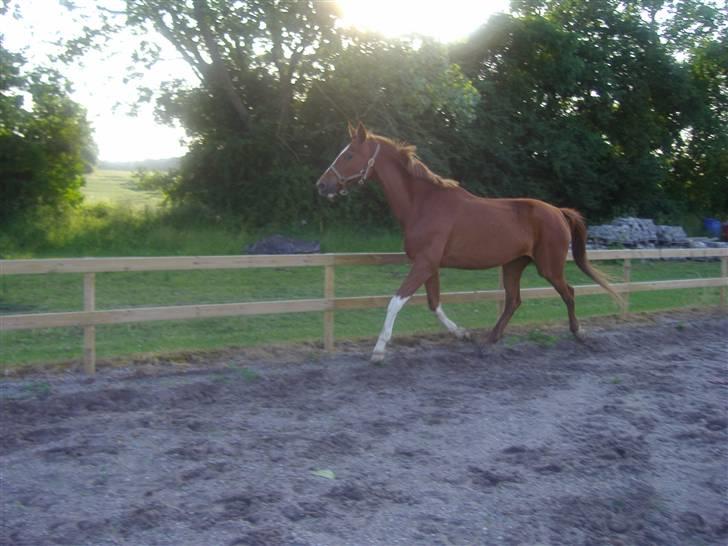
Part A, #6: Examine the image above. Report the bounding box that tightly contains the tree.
[56,0,725,226]
[61,0,343,225]
[66,0,340,142]
[0,38,96,226]
[64,2,479,227]
[502,0,728,218]
[452,1,713,220]
[297,33,479,224]
[301,34,478,168]
[668,32,728,215]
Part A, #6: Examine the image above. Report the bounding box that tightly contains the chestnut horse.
[316,123,621,362]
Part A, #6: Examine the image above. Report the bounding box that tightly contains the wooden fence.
[1,248,727,374]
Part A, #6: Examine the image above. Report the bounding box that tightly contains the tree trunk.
[192,0,251,131]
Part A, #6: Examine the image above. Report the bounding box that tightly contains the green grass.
[1,257,723,368]
[1,174,723,369]
[83,170,162,208]
[1,201,403,259]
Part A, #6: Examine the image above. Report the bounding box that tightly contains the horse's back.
[439,194,570,269]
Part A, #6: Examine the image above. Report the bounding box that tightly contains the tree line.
[2,0,726,231]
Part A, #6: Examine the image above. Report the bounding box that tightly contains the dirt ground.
[1,310,727,546]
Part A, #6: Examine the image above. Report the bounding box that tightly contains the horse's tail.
[561,208,623,306]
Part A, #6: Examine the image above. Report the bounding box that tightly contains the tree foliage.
[452,1,723,220]
[495,0,727,218]
[668,33,728,215]
[53,0,728,227]
[66,1,479,226]
[298,34,479,224]
[0,38,96,226]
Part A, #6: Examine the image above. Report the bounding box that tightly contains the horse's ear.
[347,121,356,139]
[355,121,367,143]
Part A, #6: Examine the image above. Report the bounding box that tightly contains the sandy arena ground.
[1,310,727,545]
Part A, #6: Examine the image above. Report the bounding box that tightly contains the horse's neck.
[373,149,417,226]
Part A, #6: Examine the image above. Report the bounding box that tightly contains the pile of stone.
[589,218,679,248]
[587,217,728,250]
[656,225,690,246]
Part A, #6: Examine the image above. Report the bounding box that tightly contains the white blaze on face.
[323,143,351,198]
[331,143,351,165]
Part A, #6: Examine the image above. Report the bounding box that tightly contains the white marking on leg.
[372,295,410,361]
[435,304,458,333]
[435,305,469,339]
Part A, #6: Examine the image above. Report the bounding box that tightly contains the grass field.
[1,259,723,367]
[1,170,724,368]
[83,169,162,208]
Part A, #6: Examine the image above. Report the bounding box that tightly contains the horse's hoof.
[370,351,386,364]
[573,328,588,343]
[455,328,471,341]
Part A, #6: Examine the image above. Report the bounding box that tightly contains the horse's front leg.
[426,271,469,340]
[371,260,435,363]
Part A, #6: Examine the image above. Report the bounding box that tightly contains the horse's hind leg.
[548,275,579,336]
[536,263,580,336]
[426,271,469,340]
[486,256,531,344]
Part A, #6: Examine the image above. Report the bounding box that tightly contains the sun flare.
[336,0,509,42]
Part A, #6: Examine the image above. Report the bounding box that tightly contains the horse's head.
[316,122,380,200]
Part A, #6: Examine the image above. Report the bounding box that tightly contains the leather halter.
[325,142,381,195]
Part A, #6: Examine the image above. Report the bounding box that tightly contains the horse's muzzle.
[316,176,338,200]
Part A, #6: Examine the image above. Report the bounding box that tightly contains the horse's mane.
[369,133,460,189]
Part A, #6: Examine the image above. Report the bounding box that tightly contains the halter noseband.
[326,142,381,195]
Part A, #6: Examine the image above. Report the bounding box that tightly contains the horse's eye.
[345,153,353,160]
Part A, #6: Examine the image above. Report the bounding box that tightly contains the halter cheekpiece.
[326,142,381,195]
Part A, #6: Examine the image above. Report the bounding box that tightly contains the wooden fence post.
[721,256,727,308]
[622,258,631,317]
[83,273,96,374]
[323,264,335,351]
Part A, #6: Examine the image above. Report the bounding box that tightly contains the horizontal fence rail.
[3,248,727,275]
[2,249,727,374]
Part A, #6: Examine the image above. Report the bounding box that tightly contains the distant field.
[84,169,162,208]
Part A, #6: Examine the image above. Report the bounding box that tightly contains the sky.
[2,0,509,162]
